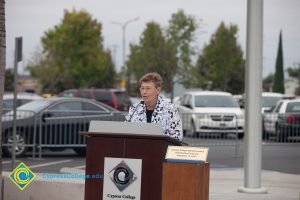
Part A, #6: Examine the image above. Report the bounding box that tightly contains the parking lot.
[2,138,300,175]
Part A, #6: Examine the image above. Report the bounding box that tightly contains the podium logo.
[109,160,137,191]
[8,162,36,190]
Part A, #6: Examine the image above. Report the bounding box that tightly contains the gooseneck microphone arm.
[128,101,144,122]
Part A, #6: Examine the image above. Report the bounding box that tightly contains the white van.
[178,91,244,138]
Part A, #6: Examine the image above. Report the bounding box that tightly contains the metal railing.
[263,112,300,143]
[2,110,38,158]
[2,109,299,158]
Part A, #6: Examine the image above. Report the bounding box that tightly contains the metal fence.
[1,109,126,158]
[2,110,299,158]
[2,110,38,158]
[263,112,300,143]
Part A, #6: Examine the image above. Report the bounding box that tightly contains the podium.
[162,162,210,200]
[81,131,184,200]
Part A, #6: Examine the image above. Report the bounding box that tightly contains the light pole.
[111,17,139,93]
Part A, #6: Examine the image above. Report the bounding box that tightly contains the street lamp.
[111,17,139,93]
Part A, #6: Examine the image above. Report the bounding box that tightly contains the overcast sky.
[6,0,300,77]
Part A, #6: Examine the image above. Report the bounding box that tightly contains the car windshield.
[195,95,239,108]
[262,96,281,107]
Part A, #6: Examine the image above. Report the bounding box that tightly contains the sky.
[6,0,300,78]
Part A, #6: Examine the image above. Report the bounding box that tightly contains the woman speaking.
[125,72,183,141]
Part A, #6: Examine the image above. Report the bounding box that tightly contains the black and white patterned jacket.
[125,96,183,140]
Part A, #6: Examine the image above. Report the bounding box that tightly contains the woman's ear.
[156,87,161,95]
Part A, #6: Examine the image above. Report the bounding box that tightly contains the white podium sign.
[103,157,142,200]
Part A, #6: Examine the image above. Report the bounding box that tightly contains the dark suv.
[58,89,131,111]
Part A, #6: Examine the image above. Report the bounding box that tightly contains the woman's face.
[140,81,161,105]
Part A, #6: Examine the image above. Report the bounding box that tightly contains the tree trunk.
[0,0,6,198]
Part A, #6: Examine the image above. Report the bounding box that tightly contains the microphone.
[128,101,144,122]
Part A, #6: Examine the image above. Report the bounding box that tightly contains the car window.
[262,96,281,107]
[19,99,32,106]
[274,102,283,113]
[82,102,105,111]
[47,102,82,117]
[60,91,74,97]
[286,102,300,112]
[195,95,239,108]
[78,91,91,98]
[3,99,13,109]
[181,94,188,105]
[186,95,192,107]
[95,91,113,103]
[49,102,82,111]
[114,92,131,104]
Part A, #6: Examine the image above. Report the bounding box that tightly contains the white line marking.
[74,165,86,169]
[28,160,73,169]
[2,160,20,164]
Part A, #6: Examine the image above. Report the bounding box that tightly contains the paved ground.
[210,168,300,200]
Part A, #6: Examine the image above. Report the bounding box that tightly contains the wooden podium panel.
[162,162,210,200]
[83,132,183,200]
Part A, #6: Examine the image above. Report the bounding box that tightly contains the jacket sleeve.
[165,103,183,141]
[125,105,135,122]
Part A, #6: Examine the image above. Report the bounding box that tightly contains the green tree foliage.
[127,22,177,94]
[166,9,198,86]
[193,22,244,94]
[28,9,115,94]
[287,66,300,82]
[272,31,285,93]
[126,10,197,98]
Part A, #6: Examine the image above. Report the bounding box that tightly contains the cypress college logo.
[108,160,137,192]
[8,162,36,190]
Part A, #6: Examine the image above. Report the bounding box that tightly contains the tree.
[0,0,5,196]
[126,10,198,99]
[28,9,115,94]
[166,9,198,90]
[127,22,177,94]
[272,30,285,93]
[193,22,244,94]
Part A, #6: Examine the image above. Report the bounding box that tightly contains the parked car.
[2,97,124,157]
[58,88,131,111]
[263,99,300,142]
[3,92,43,113]
[261,92,283,113]
[178,91,244,138]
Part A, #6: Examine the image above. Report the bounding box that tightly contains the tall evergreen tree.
[272,30,285,93]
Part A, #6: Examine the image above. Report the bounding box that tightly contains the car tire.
[276,126,287,143]
[73,147,86,156]
[238,132,244,139]
[3,130,28,157]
